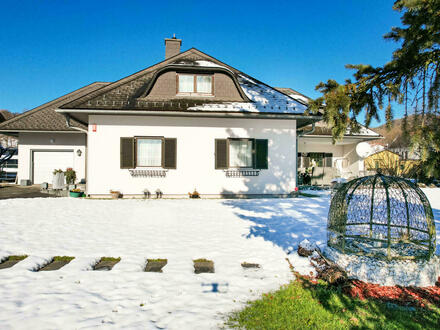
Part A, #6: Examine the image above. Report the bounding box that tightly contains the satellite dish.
[356,142,373,159]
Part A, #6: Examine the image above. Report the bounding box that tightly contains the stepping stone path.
[241,262,260,269]
[93,257,121,271]
[193,259,214,274]
[0,255,27,270]
[145,259,167,272]
[39,256,75,271]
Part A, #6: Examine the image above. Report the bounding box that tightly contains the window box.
[225,169,260,177]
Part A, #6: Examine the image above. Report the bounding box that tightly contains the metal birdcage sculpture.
[328,173,436,260]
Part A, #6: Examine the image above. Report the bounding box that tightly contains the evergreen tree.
[309,0,440,177]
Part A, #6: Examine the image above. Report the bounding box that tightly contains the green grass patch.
[7,255,28,261]
[53,256,75,262]
[193,258,212,263]
[147,258,167,263]
[226,279,440,329]
[100,257,121,262]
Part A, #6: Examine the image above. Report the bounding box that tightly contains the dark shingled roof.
[0,82,109,132]
[299,121,381,138]
[275,87,311,105]
[0,110,15,123]
[59,49,246,111]
[59,48,309,115]
[1,48,317,132]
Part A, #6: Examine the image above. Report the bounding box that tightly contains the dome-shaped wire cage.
[328,173,436,260]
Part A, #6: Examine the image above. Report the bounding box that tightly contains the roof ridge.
[0,82,109,129]
[60,49,208,109]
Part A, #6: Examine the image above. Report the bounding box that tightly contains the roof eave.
[57,108,322,123]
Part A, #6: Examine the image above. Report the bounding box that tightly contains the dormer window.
[177,74,213,96]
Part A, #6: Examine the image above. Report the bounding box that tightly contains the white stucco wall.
[298,137,363,179]
[87,115,297,196]
[17,132,86,183]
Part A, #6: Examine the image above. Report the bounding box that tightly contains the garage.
[32,150,74,184]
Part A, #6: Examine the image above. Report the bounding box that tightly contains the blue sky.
[0,0,401,126]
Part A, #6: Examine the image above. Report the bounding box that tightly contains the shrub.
[65,168,76,184]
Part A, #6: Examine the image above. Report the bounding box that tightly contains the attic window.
[177,74,213,96]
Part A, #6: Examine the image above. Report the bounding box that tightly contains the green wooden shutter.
[215,139,228,169]
[255,139,268,169]
[120,137,135,169]
[163,138,177,169]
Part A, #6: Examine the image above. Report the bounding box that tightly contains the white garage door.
[33,151,74,184]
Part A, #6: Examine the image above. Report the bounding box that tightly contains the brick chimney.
[164,35,182,59]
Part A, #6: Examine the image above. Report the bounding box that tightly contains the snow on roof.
[187,69,308,114]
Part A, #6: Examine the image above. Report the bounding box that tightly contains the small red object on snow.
[91,124,97,132]
[295,187,299,192]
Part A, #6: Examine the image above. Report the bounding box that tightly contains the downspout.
[296,123,315,188]
[64,114,88,193]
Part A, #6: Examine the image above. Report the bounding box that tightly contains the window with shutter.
[229,139,253,168]
[215,139,228,169]
[120,137,135,169]
[163,138,177,169]
[255,139,268,169]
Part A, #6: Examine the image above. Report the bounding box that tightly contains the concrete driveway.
[0,184,53,200]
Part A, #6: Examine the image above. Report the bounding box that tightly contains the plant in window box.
[188,189,200,199]
[110,190,121,199]
[69,188,83,198]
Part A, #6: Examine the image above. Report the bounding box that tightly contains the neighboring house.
[0,110,18,148]
[0,148,18,182]
[0,110,18,182]
[364,149,419,176]
[0,37,324,197]
[369,116,421,161]
[275,88,381,185]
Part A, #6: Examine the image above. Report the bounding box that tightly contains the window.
[120,137,177,169]
[298,153,332,168]
[136,138,162,167]
[229,139,253,168]
[3,159,18,168]
[215,138,268,170]
[177,74,213,95]
[178,75,194,93]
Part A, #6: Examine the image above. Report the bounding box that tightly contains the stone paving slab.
[241,262,260,269]
[145,259,167,272]
[93,257,121,271]
[0,256,27,270]
[194,259,214,274]
[39,257,75,271]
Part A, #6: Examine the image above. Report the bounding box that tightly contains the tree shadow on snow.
[432,207,440,254]
[222,197,330,252]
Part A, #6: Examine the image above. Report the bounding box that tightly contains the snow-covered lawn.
[0,189,438,329]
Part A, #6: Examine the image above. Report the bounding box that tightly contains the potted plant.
[69,188,83,198]
[188,189,200,199]
[52,169,65,190]
[65,168,76,189]
[110,190,121,199]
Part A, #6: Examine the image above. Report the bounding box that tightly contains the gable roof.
[300,120,381,138]
[273,87,381,139]
[59,48,311,115]
[0,82,109,132]
[274,87,311,106]
[0,110,15,123]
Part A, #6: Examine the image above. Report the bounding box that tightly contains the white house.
[0,37,380,197]
[276,88,381,185]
